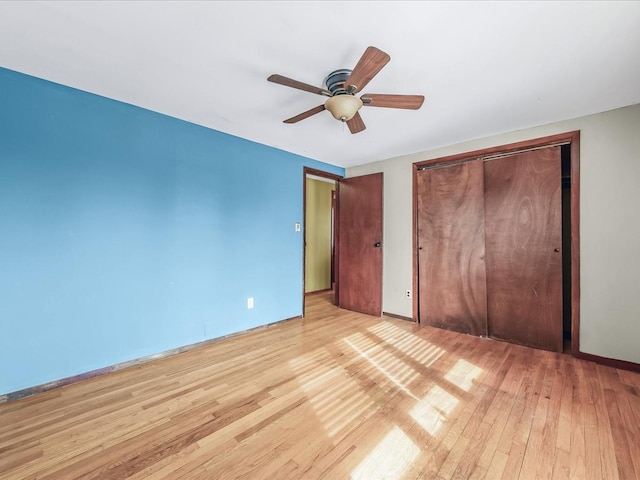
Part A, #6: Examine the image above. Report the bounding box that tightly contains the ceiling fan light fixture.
[324,95,363,122]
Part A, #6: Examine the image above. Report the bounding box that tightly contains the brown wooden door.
[416,160,488,335]
[484,147,563,352]
[337,173,383,316]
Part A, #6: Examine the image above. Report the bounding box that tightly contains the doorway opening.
[303,167,343,316]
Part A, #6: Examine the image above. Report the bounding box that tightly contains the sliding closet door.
[484,147,563,352]
[417,160,488,336]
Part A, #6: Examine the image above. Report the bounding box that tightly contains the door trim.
[303,167,343,317]
[412,131,580,357]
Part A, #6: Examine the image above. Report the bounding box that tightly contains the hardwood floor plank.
[613,373,640,479]
[500,349,549,479]
[556,357,574,454]
[552,449,570,480]
[1,291,639,479]
[485,450,509,480]
[588,363,620,480]
[568,359,587,480]
[598,365,638,480]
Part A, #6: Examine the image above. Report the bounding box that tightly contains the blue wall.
[0,67,343,394]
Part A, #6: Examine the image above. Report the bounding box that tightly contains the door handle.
[554,248,560,252]
[374,242,381,248]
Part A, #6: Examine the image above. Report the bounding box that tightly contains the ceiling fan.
[268,46,424,134]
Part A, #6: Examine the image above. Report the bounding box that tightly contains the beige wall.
[348,103,640,364]
[305,178,334,293]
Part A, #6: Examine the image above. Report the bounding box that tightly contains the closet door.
[417,160,488,336]
[484,147,563,352]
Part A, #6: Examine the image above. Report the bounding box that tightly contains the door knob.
[374,242,381,248]
[554,248,560,252]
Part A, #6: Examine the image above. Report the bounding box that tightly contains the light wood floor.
[1,292,639,479]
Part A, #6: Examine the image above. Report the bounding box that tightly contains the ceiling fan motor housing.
[325,69,353,96]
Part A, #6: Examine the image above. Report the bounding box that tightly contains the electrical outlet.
[405,290,411,299]
[247,297,254,309]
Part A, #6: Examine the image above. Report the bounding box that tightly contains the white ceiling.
[1,1,639,169]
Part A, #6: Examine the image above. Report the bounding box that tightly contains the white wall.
[348,103,640,364]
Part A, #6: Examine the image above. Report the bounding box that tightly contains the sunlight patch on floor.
[344,333,419,401]
[410,385,459,436]
[289,347,373,437]
[346,331,420,384]
[444,358,484,391]
[289,350,340,391]
[368,322,445,367]
[351,425,420,480]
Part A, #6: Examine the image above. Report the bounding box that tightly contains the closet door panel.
[484,147,562,352]
[417,160,488,336]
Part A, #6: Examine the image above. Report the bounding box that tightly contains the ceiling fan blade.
[361,94,425,110]
[345,46,390,94]
[268,74,331,96]
[283,105,326,124]
[346,112,366,134]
